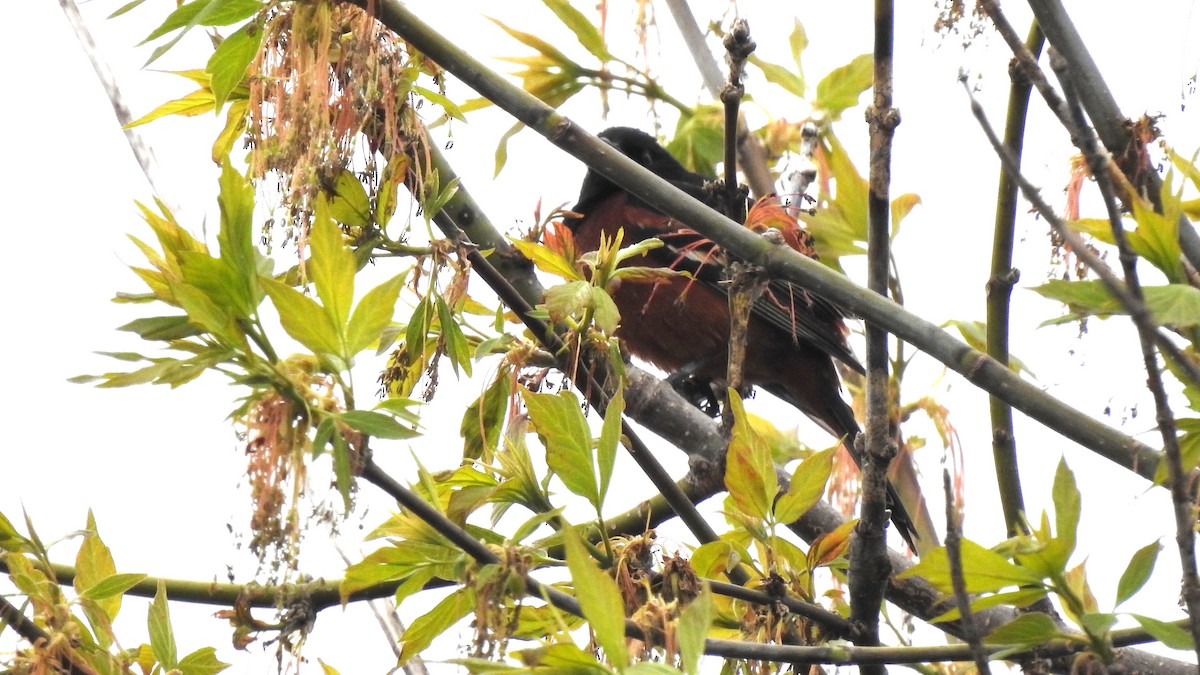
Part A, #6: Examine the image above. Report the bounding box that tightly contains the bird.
[566,126,919,549]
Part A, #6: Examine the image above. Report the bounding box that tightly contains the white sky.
[3,0,1200,671]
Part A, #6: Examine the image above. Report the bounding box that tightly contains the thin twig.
[944,469,992,674]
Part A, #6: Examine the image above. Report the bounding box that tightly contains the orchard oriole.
[568,126,918,549]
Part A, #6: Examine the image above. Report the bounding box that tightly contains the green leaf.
[596,386,623,510]
[461,372,510,461]
[1131,614,1195,650]
[1130,196,1184,282]
[984,612,1061,649]
[261,277,342,356]
[321,170,373,230]
[75,512,121,621]
[212,99,249,162]
[677,584,713,675]
[1043,457,1080,569]
[563,528,628,667]
[488,18,578,71]
[126,89,216,128]
[110,0,148,19]
[690,540,742,579]
[169,279,245,348]
[589,286,621,335]
[1116,541,1162,607]
[943,319,1032,375]
[724,389,777,521]
[523,390,598,506]
[81,573,148,603]
[148,581,177,670]
[119,315,202,341]
[436,295,473,377]
[206,22,261,109]
[338,410,419,440]
[542,0,612,62]
[813,54,872,119]
[788,19,808,71]
[1032,279,1200,328]
[141,0,262,65]
[0,511,31,553]
[331,425,354,509]
[774,447,836,523]
[398,587,476,664]
[345,274,404,356]
[932,587,1048,622]
[749,56,805,98]
[177,646,231,675]
[898,538,1044,593]
[544,280,592,324]
[142,0,261,42]
[669,106,724,176]
[216,158,259,308]
[309,205,357,340]
[412,85,467,122]
[341,541,461,601]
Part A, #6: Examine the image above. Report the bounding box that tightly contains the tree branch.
[986,21,1043,539]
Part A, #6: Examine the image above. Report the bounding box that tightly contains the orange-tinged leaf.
[809,517,856,567]
[724,389,777,520]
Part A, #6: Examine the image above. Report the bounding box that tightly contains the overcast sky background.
[4,0,1200,671]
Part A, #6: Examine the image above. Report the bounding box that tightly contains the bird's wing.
[615,189,863,374]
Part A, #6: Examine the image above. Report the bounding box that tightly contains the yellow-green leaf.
[596,385,623,508]
[261,277,342,356]
[206,21,261,109]
[148,581,177,670]
[1116,541,1162,607]
[774,446,835,523]
[813,54,872,118]
[677,583,713,675]
[321,170,372,230]
[177,646,231,675]
[309,205,356,338]
[126,89,216,128]
[1131,614,1195,650]
[345,274,404,356]
[898,538,1044,593]
[563,527,628,667]
[523,390,598,506]
[984,612,1060,649]
[398,587,476,664]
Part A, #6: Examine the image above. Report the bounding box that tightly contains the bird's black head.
[571,127,710,219]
